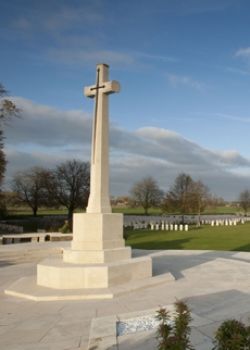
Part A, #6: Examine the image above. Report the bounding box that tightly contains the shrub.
[156,300,194,350]
[213,319,250,350]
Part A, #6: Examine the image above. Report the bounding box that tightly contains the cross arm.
[84,85,96,98]
[102,80,120,95]
[84,80,120,98]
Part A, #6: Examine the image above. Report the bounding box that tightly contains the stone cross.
[84,63,120,213]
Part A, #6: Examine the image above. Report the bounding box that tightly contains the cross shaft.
[84,63,120,214]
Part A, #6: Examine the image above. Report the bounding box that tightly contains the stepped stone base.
[37,256,152,289]
[5,271,175,301]
[5,212,160,300]
[63,247,131,264]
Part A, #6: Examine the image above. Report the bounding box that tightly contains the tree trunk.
[33,207,37,217]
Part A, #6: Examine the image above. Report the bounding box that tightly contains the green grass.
[6,205,242,218]
[203,206,241,214]
[7,208,68,220]
[126,223,250,251]
[112,207,162,215]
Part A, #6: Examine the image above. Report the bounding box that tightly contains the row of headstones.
[150,223,189,231]
[210,218,246,226]
[125,222,189,231]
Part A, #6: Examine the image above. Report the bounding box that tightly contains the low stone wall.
[1,232,72,245]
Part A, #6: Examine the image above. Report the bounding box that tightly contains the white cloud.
[11,4,103,34]
[215,113,250,123]
[134,52,178,63]
[234,47,250,70]
[4,97,250,200]
[5,97,92,147]
[235,47,250,58]
[226,66,250,76]
[166,73,205,91]
[47,49,135,67]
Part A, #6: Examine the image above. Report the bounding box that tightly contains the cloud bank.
[4,97,250,200]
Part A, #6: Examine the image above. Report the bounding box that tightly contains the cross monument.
[32,63,152,295]
[84,63,120,214]
[5,64,170,301]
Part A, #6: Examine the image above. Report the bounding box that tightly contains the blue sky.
[1,0,250,199]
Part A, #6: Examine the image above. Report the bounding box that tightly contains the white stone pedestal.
[36,213,152,290]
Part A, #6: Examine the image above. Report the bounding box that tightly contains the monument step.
[63,246,131,264]
[36,256,152,289]
[5,270,175,301]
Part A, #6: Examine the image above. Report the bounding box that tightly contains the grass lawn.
[126,223,250,251]
[112,207,162,215]
[7,205,242,218]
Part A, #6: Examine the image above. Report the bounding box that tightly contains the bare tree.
[239,190,250,215]
[12,167,50,216]
[190,180,210,224]
[163,173,194,214]
[0,84,19,187]
[130,176,163,215]
[45,160,90,221]
[163,174,210,222]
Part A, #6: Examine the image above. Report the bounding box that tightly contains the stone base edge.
[4,272,175,301]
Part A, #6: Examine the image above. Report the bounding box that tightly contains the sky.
[1,0,250,200]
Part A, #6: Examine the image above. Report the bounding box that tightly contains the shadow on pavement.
[133,250,250,279]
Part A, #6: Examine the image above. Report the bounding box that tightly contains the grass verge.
[126,223,250,251]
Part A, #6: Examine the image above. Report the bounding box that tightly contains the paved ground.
[1,242,250,349]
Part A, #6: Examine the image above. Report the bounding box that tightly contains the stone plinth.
[37,256,152,289]
[70,213,125,250]
[63,247,131,264]
[36,212,152,290]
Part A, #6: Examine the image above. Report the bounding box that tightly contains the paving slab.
[1,243,250,349]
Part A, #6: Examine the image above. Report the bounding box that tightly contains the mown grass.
[126,223,250,251]
[112,207,163,215]
[7,205,241,218]
[7,208,68,219]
